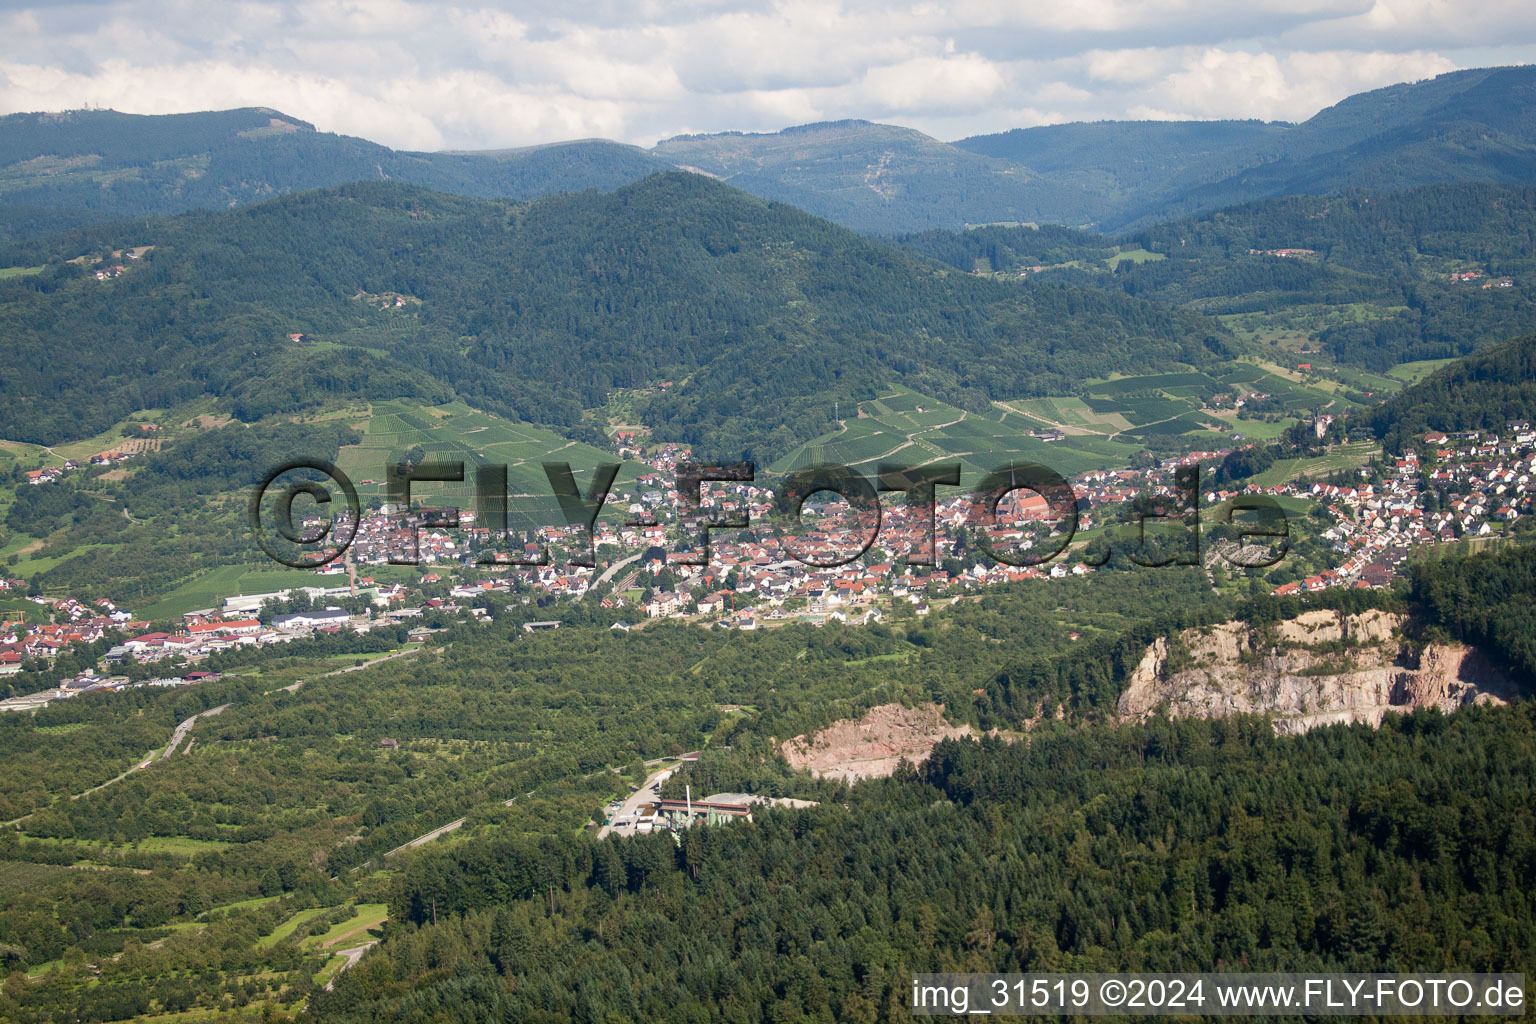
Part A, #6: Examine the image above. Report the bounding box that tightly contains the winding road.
[2,702,231,828]
[281,645,426,693]
[325,941,378,991]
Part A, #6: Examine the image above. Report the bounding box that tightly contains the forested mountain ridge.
[654,65,1536,233]
[1369,331,1536,449]
[894,182,1536,374]
[1134,65,1536,228]
[0,172,1222,457]
[952,118,1291,225]
[8,65,1536,238]
[650,119,1092,233]
[0,107,670,240]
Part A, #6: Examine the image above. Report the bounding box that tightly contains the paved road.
[387,754,696,856]
[596,764,674,840]
[282,645,425,693]
[594,551,644,588]
[83,703,228,797]
[2,702,233,829]
[385,815,469,857]
[156,703,230,762]
[325,941,378,991]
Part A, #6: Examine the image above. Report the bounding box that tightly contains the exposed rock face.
[1118,609,1516,734]
[782,702,975,782]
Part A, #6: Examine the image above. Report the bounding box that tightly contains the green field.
[136,564,350,619]
[1248,442,1380,487]
[11,833,232,860]
[1104,248,1166,268]
[334,399,646,531]
[304,902,388,952]
[770,385,1143,486]
[256,906,331,950]
[1386,357,1458,384]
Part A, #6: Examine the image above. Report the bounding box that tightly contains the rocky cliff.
[1118,609,1516,734]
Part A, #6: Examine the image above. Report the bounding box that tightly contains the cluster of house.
[88,248,144,281]
[1267,422,1536,596]
[22,448,142,485]
[9,416,1533,712]
[1448,270,1517,289]
[285,439,1289,630]
[0,580,454,711]
[0,668,225,712]
[0,597,134,676]
[1248,248,1317,258]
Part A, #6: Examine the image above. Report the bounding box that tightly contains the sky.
[1,0,1534,151]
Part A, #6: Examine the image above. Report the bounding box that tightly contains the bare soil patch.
[782,702,974,782]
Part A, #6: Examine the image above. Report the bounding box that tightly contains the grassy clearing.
[1249,443,1379,487]
[203,894,283,917]
[1207,413,1297,440]
[14,834,233,860]
[136,564,357,619]
[256,905,331,950]
[7,541,122,579]
[1105,248,1165,268]
[1386,357,1457,384]
[132,836,234,854]
[304,903,388,951]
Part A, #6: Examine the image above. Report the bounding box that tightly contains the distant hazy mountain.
[0,107,669,239]
[952,120,1292,227]
[651,119,1095,233]
[1120,65,1536,229]
[656,66,1536,232]
[4,65,1536,238]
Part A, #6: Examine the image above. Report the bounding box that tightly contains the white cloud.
[857,54,1007,113]
[1154,47,1458,121]
[0,0,1527,148]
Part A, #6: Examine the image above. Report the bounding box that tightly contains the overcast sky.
[2,1,1535,151]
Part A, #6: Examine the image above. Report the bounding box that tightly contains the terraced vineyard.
[769,365,1362,485]
[769,385,1142,487]
[334,400,646,530]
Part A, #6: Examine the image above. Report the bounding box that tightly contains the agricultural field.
[769,366,1359,486]
[333,399,648,530]
[1386,357,1458,384]
[1104,247,1166,268]
[770,385,1142,486]
[1247,441,1381,488]
[135,565,367,620]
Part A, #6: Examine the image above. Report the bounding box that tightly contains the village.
[3,419,1534,713]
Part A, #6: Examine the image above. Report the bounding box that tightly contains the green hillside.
[0,107,668,237]
[1117,65,1536,228]
[900,182,1536,378]
[0,173,1224,462]
[1369,332,1536,449]
[652,119,1093,232]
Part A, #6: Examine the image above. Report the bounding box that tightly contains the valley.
[2,60,1536,1024]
